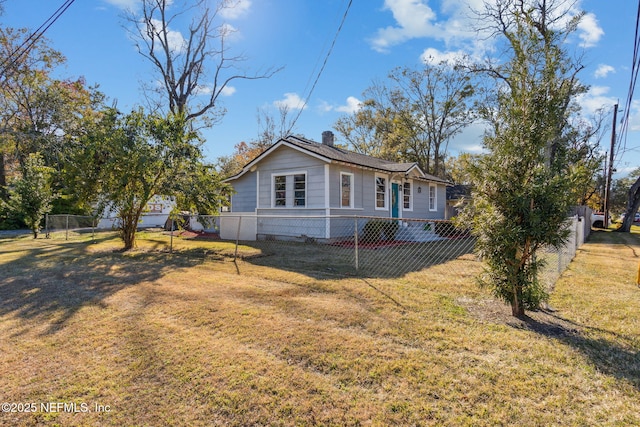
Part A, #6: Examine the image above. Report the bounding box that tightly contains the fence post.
[45,213,49,239]
[354,216,359,271]
[558,247,563,273]
[170,218,174,254]
[234,215,242,262]
[65,214,69,241]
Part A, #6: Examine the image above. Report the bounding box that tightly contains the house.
[97,195,176,230]
[222,132,451,242]
[445,184,471,219]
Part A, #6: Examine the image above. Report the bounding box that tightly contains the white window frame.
[273,175,287,207]
[375,173,388,210]
[429,184,437,212]
[271,171,307,208]
[403,180,413,211]
[340,172,354,208]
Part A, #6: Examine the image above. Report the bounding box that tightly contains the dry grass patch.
[0,230,638,426]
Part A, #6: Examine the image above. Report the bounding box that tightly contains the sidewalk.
[0,229,32,238]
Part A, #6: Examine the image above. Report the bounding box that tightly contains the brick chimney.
[322,131,334,147]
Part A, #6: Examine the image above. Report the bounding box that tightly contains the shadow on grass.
[238,237,477,280]
[508,313,640,391]
[0,236,208,335]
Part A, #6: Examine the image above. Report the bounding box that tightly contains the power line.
[616,0,640,164]
[286,0,353,136]
[0,0,76,80]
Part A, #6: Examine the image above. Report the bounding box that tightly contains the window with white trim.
[274,175,286,206]
[340,172,354,208]
[293,174,306,206]
[375,175,387,209]
[429,184,437,211]
[273,172,307,207]
[403,181,412,210]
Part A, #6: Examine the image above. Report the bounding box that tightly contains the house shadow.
[0,237,207,335]
[507,312,640,391]
[236,237,477,280]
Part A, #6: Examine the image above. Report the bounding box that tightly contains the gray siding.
[229,171,257,212]
[255,146,327,209]
[227,143,448,225]
[409,182,446,219]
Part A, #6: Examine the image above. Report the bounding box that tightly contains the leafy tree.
[334,81,400,162]
[68,108,228,250]
[611,168,640,221]
[463,0,589,317]
[4,152,55,238]
[0,26,104,204]
[565,110,607,208]
[445,153,482,185]
[615,162,640,230]
[174,162,232,215]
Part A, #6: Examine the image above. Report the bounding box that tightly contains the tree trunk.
[511,284,525,318]
[617,176,640,232]
[0,153,6,201]
[120,212,140,251]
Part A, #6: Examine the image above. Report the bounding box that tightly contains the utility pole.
[603,103,618,228]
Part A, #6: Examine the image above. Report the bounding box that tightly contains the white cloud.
[369,0,491,55]
[449,121,487,154]
[628,100,640,132]
[148,19,186,54]
[318,97,363,114]
[370,0,439,53]
[575,86,617,116]
[420,47,467,65]
[594,64,615,79]
[370,0,604,57]
[192,84,235,97]
[335,96,363,114]
[220,85,236,96]
[219,0,252,20]
[577,12,604,48]
[274,93,306,110]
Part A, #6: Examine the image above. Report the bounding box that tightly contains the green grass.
[0,229,638,426]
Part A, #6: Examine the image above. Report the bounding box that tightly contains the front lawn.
[0,230,638,426]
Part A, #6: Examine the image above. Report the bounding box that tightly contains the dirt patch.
[458,296,581,337]
[169,230,221,240]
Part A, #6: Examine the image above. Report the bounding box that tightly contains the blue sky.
[2,0,638,175]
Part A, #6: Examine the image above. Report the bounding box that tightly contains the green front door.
[391,183,399,218]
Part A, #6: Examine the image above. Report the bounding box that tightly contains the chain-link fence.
[215,214,589,284]
[215,215,478,279]
[41,212,589,286]
[45,214,99,240]
[538,215,587,291]
[43,213,220,241]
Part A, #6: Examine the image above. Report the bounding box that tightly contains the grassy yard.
[0,230,638,426]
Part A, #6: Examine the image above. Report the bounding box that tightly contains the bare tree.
[216,104,296,177]
[334,63,477,177]
[389,62,476,177]
[127,0,280,126]
[255,104,296,149]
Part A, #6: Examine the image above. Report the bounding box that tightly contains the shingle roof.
[226,134,451,185]
[284,136,449,184]
[446,184,471,200]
